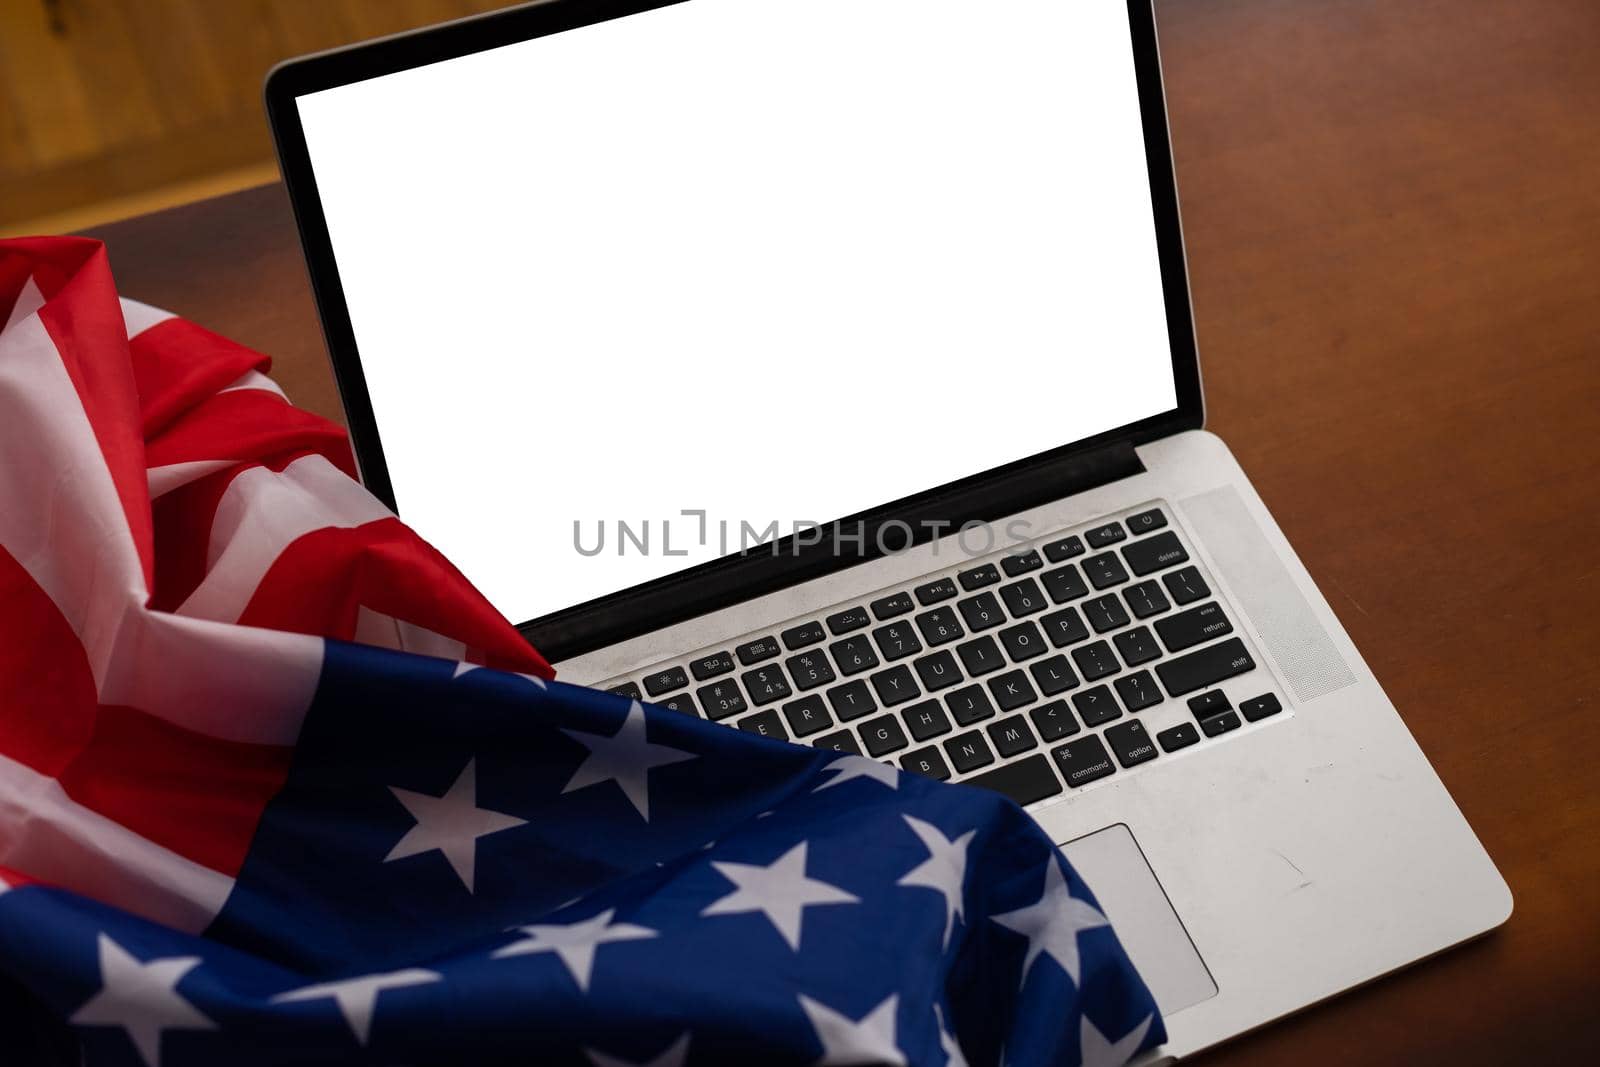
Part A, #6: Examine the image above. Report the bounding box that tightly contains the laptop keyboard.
[601,504,1286,810]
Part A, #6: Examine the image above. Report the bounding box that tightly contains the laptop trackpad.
[1061,824,1218,1016]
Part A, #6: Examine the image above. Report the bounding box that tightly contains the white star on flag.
[69,933,216,1067]
[452,661,483,678]
[701,841,859,950]
[271,967,440,1046]
[384,757,526,892]
[562,700,695,820]
[896,815,975,947]
[586,1032,691,1067]
[798,993,907,1066]
[990,857,1108,988]
[812,754,900,793]
[935,1004,968,1067]
[493,908,656,992]
[1079,1013,1154,1067]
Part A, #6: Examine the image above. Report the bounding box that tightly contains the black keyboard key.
[786,651,836,691]
[964,754,1064,806]
[1085,522,1126,548]
[913,650,962,691]
[826,679,877,720]
[1201,710,1242,737]
[1155,601,1234,653]
[1042,535,1085,563]
[1083,552,1130,590]
[957,592,1005,632]
[1157,722,1200,752]
[1029,655,1079,696]
[696,681,746,720]
[742,666,792,705]
[902,746,951,781]
[1030,699,1079,742]
[872,620,923,661]
[915,606,965,646]
[987,670,1037,712]
[943,731,996,774]
[870,591,915,620]
[1071,640,1119,681]
[999,578,1048,617]
[901,699,953,741]
[1072,685,1121,727]
[871,665,920,707]
[1123,580,1171,619]
[1041,607,1090,647]
[956,635,1006,676]
[606,682,642,700]
[689,652,735,680]
[643,666,688,697]
[826,606,872,635]
[657,692,698,716]
[999,621,1047,662]
[953,633,1004,675]
[781,621,826,650]
[1113,626,1161,666]
[914,577,958,605]
[814,729,861,754]
[1188,690,1232,719]
[945,684,996,726]
[1052,735,1116,788]
[1042,564,1089,604]
[860,714,910,757]
[958,563,1002,590]
[830,635,880,676]
[986,716,1038,758]
[1157,638,1255,696]
[782,694,834,737]
[1000,550,1043,576]
[1104,719,1159,768]
[1126,508,1167,535]
[1162,566,1210,605]
[1241,692,1284,722]
[1113,670,1162,712]
[1122,531,1188,577]
[738,709,788,740]
[1084,594,1130,634]
[736,637,781,665]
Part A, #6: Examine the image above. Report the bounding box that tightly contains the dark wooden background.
[77,0,1600,1062]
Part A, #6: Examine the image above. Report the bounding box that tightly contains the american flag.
[0,237,1164,1066]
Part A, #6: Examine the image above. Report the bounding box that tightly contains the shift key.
[1156,637,1255,696]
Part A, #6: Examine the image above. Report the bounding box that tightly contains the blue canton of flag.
[0,640,1164,1065]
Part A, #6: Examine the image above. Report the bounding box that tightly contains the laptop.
[266,0,1510,1058]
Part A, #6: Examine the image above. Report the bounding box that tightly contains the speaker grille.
[1179,486,1356,703]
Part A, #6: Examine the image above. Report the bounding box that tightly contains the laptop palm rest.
[1061,824,1218,1016]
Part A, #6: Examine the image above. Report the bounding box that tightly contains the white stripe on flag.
[0,313,151,686]
[3,277,44,334]
[0,753,233,932]
[178,454,391,624]
[354,605,468,660]
[119,297,177,339]
[218,369,288,400]
[147,459,237,500]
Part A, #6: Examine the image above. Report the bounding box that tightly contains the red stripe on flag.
[33,242,156,592]
[144,388,354,476]
[53,704,293,878]
[131,317,270,438]
[0,548,98,777]
[240,519,553,676]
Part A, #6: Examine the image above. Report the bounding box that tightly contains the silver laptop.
[266,0,1510,1057]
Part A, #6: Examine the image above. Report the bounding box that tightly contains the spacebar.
[964,755,1064,807]
[1155,637,1256,695]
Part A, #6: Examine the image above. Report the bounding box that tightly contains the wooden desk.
[80,0,1599,1062]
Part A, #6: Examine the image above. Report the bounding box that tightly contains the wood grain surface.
[76,1,1600,1062]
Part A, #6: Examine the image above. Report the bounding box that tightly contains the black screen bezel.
[265,0,1203,662]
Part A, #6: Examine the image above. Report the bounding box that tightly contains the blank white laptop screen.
[294,0,1179,627]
